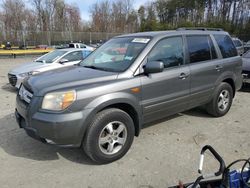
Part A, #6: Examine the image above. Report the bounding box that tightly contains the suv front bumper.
[15,96,92,147]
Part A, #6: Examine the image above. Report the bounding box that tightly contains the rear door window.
[213,35,238,58]
[186,35,216,63]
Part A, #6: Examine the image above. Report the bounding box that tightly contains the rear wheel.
[83,108,135,164]
[206,82,233,117]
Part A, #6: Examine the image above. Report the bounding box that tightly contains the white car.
[232,37,244,55]
[8,48,93,88]
[69,43,95,51]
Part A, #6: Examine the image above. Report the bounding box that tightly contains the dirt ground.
[0,56,249,188]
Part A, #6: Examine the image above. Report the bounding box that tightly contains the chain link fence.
[0,31,126,47]
[1,30,249,48]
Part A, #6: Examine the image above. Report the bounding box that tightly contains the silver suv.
[15,28,242,164]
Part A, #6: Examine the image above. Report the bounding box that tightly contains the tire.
[83,108,135,164]
[206,82,233,117]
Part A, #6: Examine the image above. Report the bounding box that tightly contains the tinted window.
[148,36,184,68]
[69,43,75,48]
[214,35,238,58]
[63,51,83,62]
[233,39,242,47]
[187,35,212,63]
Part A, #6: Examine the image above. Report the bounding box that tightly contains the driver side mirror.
[144,61,164,74]
[59,58,69,64]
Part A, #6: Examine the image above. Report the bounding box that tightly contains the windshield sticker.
[132,38,150,44]
[124,56,133,60]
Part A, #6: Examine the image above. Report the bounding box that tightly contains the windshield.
[243,51,250,58]
[80,37,150,72]
[35,50,67,63]
[233,40,242,47]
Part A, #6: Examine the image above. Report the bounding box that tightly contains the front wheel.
[83,108,135,164]
[206,82,233,117]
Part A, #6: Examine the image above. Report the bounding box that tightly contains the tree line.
[0,0,249,45]
[0,0,82,45]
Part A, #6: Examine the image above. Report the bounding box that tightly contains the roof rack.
[177,27,224,31]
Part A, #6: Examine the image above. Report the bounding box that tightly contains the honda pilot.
[15,28,242,164]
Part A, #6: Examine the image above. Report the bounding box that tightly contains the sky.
[65,0,152,21]
[0,0,152,21]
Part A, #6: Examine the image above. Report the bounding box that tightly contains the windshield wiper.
[83,65,113,72]
[83,65,98,69]
[35,60,47,63]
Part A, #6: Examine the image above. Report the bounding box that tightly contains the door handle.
[179,73,188,80]
[215,65,223,71]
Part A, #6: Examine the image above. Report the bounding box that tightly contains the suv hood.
[25,65,118,96]
[9,62,49,75]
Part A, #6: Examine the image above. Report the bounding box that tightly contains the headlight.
[19,72,29,77]
[19,71,39,77]
[30,71,40,75]
[41,90,76,111]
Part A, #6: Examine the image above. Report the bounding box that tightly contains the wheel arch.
[80,93,143,145]
[98,103,141,136]
[215,72,236,98]
[222,78,235,97]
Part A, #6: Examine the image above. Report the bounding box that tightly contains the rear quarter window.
[213,35,238,58]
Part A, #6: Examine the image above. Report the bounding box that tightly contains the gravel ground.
[0,57,249,188]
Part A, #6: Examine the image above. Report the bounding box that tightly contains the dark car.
[242,50,250,83]
[15,28,242,164]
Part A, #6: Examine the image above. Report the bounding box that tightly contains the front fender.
[77,92,143,145]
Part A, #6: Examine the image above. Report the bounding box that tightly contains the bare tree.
[1,0,26,43]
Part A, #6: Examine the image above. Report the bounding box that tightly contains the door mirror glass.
[144,61,164,74]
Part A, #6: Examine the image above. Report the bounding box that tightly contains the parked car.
[19,44,27,50]
[15,28,242,164]
[8,48,93,88]
[36,45,48,49]
[68,43,95,51]
[232,37,244,55]
[244,41,250,53]
[4,42,11,50]
[54,44,69,49]
[242,50,250,83]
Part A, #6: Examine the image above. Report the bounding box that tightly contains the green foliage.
[139,0,249,40]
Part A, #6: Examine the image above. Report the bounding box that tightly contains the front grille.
[8,74,17,87]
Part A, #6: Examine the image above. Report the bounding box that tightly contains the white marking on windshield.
[132,38,150,44]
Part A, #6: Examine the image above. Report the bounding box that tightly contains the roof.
[56,48,92,52]
[116,29,228,38]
